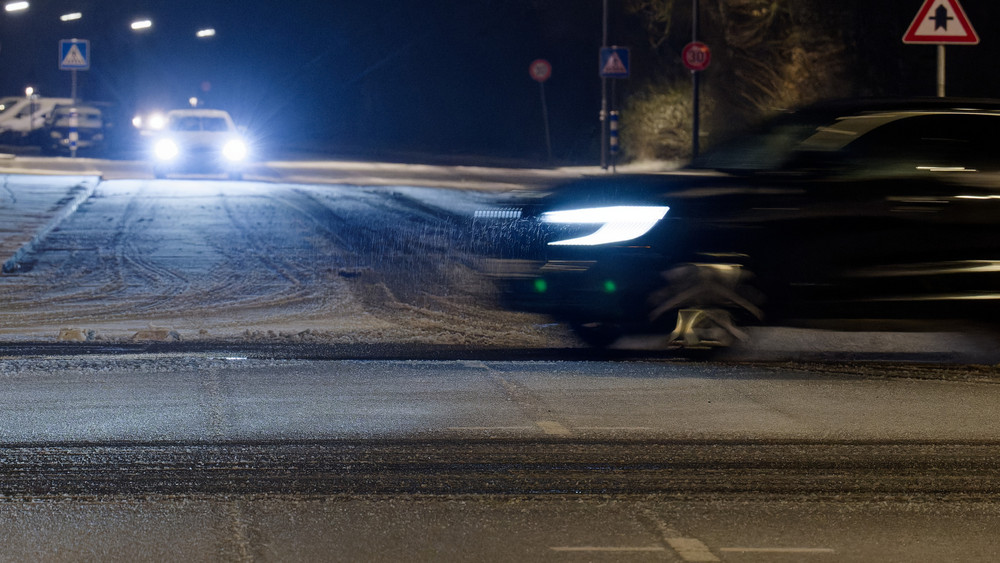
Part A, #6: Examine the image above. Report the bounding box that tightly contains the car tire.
[647,263,765,349]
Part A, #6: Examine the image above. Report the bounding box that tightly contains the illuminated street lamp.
[4,1,29,12]
[60,12,82,22]
[130,19,152,31]
[196,28,216,38]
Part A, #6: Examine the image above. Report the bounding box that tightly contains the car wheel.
[647,263,764,349]
[570,321,624,348]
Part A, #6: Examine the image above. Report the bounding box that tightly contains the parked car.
[39,104,105,155]
[0,97,75,145]
[479,98,1000,348]
[151,108,249,179]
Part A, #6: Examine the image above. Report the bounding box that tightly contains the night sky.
[1,1,999,162]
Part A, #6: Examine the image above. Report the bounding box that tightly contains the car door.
[747,113,1000,321]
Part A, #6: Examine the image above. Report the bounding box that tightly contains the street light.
[4,1,28,12]
[60,12,82,22]
[196,28,216,38]
[130,19,152,31]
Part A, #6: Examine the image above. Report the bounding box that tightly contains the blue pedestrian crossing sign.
[59,39,90,70]
[600,47,630,79]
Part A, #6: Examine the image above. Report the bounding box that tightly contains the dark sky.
[0,0,607,161]
[1,1,999,162]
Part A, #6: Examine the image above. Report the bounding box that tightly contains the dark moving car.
[481,98,1000,347]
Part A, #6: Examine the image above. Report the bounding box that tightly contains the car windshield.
[2,3,1000,560]
[170,116,229,132]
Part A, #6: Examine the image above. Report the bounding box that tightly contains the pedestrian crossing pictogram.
[62,45,86,66]
[59,39,90,70]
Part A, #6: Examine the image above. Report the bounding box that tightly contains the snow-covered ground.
[0,169,581,347]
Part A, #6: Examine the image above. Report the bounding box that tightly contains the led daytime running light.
[542,205,669,246]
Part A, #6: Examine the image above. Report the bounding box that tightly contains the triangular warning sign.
[62,44,87,66]
[903,0,979,44]
[602,53,627,75]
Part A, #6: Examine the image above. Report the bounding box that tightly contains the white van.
[0,97,75,144]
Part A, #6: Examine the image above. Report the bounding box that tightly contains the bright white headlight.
[153,138,179,161]
[147,113,166,130]
[222,139,247,162]
[542,205,669,246]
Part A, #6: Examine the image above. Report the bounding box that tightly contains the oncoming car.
[480,98,1000,348]
[151,108,249,180]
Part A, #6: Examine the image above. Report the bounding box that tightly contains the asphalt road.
[1,357,1000,561]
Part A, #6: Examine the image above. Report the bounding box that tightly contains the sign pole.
[529,59,554,163]
[600,0,608,170]
[691,0,700,158]
[937,45,945,97]
[539,82,553,162]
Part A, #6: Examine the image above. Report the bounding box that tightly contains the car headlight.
[153,138,179,161]
[222,139,247,162]
[147,113,166,130]
[541,205,669,246]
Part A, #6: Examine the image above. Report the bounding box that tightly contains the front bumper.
[155,145,245,174]
[486,254,667,324]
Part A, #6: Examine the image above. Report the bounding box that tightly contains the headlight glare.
[147,113,166,130]
[222,139,248,162]
[153,138,179,161]
[542,205,669,246]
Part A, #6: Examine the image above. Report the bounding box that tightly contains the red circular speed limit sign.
[682,42,711,72]
[529,59,552,83]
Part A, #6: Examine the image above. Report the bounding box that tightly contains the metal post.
[937,45,946,97]
[71,69,78,103]
[600,0,608,170]
[69,108,79,158]
[609,110,619,172]
[691,0,700,158]
[539,82,553,162]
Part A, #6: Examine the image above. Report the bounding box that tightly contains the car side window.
[842,114,1000,173]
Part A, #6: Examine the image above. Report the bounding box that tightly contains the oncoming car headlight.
[541,205,669,246]
[153,138,179,161]
[222,139,248,162]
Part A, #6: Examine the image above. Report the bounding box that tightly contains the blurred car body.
[481,98,1000,347]
[151,108,248,180]
[40,105,105,155]
[0,96,75,145]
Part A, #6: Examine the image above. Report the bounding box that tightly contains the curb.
[2,178,99,273]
